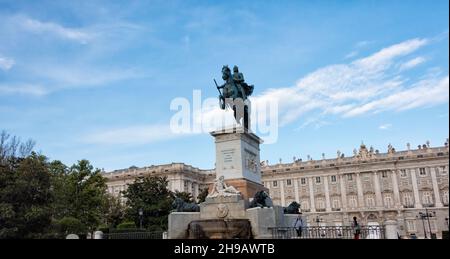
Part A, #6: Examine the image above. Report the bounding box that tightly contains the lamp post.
[417,213,428,239]
[417,208,436,239]
[445,217,449,229]
[138,208,143,229]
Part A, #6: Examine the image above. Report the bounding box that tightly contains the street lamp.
[417,212,428,239]
[138,208,143,229]
[417,208,436,239]
[445,217,449,229]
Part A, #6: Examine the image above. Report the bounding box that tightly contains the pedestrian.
[293,212,305,238]
[352,217,361,239]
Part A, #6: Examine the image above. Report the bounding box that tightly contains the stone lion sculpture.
[172,197,200,212]
[249,190,273,208]
[283,201,301,214]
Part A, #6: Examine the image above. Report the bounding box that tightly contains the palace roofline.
[103,139,449,177]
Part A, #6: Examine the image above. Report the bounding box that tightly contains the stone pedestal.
[246,206,285,239]
[168,212,200,239]
[200,195,247,219]
[210,127,266,200]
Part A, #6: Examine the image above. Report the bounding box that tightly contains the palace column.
[308,177,316,212]
[391,170,401,207]
[373,171,383,207]
[294,178,300,203]
[430,167,443,207]
[356,173,364,208]
[194,182,199,202]
[324,176,331,212]
[410,168,422,209]
[280,179,286,207]
[339,174,348,211]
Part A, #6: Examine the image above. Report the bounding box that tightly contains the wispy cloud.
[83,124,180,145]
[0,84,48,96]
[0,55,15,70]
[251,37,447,126]
[399,56,426,71]
[16,15,93,44]
[378,123,392,130]
[344,51,358,59]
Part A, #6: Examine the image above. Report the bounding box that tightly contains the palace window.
[316,198,325,209]
[286,179,292,186]
[406,220,416,232]
[316,177,321,184]
[400,169,407,177]
[402,192,414,207]
[301,200,310,210]
[440,166,447,175]
[331,175,337,182]
[384,194,393,208]
[332,198,340,209]
[421,191,433,206]
[301,178,306,185]
[348,196,358,208]
[366,195,375,207]
[347,174,353,181]
[419,168,427,176]
[273,181,278,187]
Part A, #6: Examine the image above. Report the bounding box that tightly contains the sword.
[214,79,222,96]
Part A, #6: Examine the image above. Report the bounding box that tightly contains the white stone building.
[103,140,449,239]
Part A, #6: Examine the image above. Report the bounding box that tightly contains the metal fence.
[269,226,385,239]
[102,231,164,239]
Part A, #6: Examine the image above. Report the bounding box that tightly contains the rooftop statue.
[214,65,254,130]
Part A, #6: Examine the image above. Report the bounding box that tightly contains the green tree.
[0,153,53,238]
[122,176,173,230]
[67,160,108,234]
[49,159,109,236]
[102,194,126,228]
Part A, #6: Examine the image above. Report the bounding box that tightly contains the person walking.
[352,217,361,239]
[293,213,305,238]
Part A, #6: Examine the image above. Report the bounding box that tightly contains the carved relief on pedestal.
[244,149,257,173]
[216,204,229,218]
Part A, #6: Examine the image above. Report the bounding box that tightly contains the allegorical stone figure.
[207,176,240,198]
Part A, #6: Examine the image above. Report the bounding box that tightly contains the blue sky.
[0,0,448,171]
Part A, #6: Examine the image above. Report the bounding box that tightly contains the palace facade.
[103,139,449,239]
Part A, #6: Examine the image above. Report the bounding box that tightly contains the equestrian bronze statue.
[214,65,254,130]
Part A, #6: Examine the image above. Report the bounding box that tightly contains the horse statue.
[283,201,301,214]
[249,190,273,208]
[214,65,254,129]
[172,197,200,212]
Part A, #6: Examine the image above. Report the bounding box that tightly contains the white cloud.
[344,51,358,59]
[17,16,92,44]
[0,84,48,96]
[242,37,447,127]
[399,56,426,71]
[378,123,392,130]
[0,55,15,70]
[83,124,190,145]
